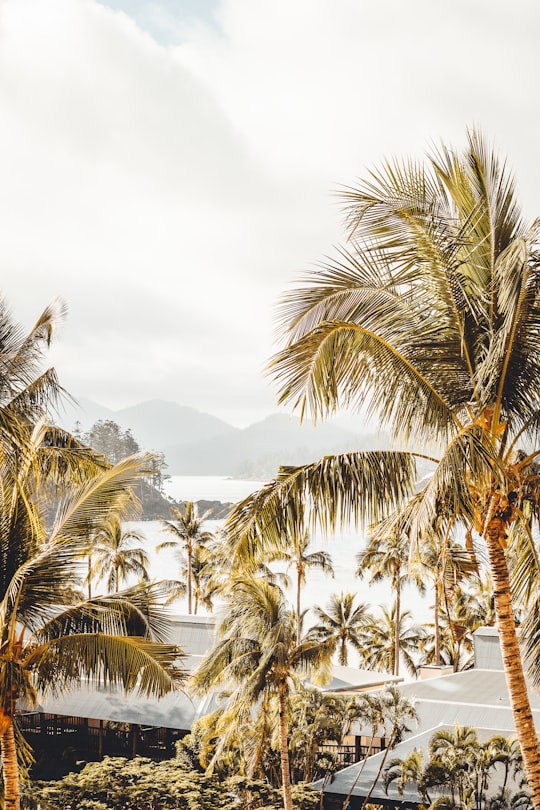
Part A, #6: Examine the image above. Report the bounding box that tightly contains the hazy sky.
[1,0,540,427]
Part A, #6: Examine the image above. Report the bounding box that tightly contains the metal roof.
[350,669,540,737]
[164,615,217,656]
[316,725,522,804]
[24,680,206,731]
[314,665,402,693]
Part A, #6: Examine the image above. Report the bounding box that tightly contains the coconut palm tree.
[158,502,215,615]
[307,592,373,666]
[360,603,426,677]
[0,299,186,809]
[357,531,425,676]
[223,131,540,804]
[416,534,479,667]
[89,518,150,593]
[270,528,334,642]
[191,576,331,810]
[0,450,185,810]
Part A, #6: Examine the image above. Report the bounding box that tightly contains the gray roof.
[314,665,402,693]
[24,680,206,731]
[350,669,540,737]
[473,626,504,670]
[18,614,218,731]
[164,614,217,656]
[316,725,521,803]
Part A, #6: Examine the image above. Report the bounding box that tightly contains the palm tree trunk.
[278,682,293,810]
[296,566,302,644]
[486,517,540,808]
[187,551,193,615]
[434,580,441,666]
[87,555,92,599]
[0,714,21,810]
[360,728,396,810]
[394,578,401,677]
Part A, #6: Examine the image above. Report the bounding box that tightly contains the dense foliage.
[28,756,319,810]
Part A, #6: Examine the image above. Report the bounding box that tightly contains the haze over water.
[126,476,431,627]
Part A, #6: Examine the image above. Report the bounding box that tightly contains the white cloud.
[1,0,540,427]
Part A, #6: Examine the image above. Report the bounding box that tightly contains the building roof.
[314,665,402,693]
[349,668,540,737]
[17,615,217,732]
[316,725,521,804]
[164,614,216,656]
[23,680,206,731]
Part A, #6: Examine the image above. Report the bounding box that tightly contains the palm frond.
[224,450,417,566]
[26,633,186,698]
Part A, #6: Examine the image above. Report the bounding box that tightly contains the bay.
[122,475,431,625]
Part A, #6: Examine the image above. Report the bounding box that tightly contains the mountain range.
[57,397,388,479]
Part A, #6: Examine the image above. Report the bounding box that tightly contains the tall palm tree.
[191,576,331,810]
[271,528,334,642]
[0,451,185,810]
[360,603,426,677]
[90,519,149,593]
[158,502,214,615]
[0,300,186,809]
[307,592,373,666]
[416,534,479,667]
[357,531,424,676]
[223,131,540,804]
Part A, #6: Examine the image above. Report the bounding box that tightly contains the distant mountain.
[57,397,237,450]
[56,398,389,479]
[163,413,389,477]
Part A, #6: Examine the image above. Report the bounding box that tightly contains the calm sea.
[122,475,430,624]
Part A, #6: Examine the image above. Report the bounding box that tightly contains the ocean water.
[122,475,431,625]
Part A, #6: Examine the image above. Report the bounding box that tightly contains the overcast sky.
[1,0,540,427]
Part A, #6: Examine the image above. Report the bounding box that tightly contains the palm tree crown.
[0,300,185,810]
[308,591,373,666]
[158,501,215,614]
[191,576,331,810]
[90,519,150,593]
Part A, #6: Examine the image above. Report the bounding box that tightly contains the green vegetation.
[158,501,216,614]
[29,756,320,809]
[191,576,334,810]
[384,725,529,808]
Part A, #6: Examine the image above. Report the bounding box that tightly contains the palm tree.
[158,502,215,615]
[223,131,540,804]
[416,534,479,667]
[191,576,331,810]
[359,603,426,677]
[308,592,373,666]
[384,749,428,802]
[271,528,334,642]
[90,518,150,593]
[357,531,424,676]
[358,685,418,810]
[0,451,185,810]
[0,300,186,809]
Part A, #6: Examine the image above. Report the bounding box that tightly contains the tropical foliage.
[307,592,373,666]
[158,501,215,614]
[89,518,150,593]
[0,299,185,809]
[29,756,320,810]
[223,130,540,804]
[191,576,332,810]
